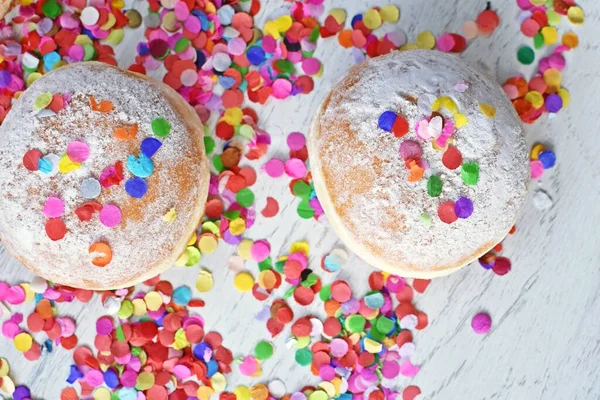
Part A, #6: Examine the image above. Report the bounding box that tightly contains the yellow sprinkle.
[562,32,579,49]
[93,387,112,400]
[135,371,155,391]
[558,88,570,108]
[379,5,400,23]
[438,97,458,113]
[196,270,214,292]
[132,298,147,316]
[567,6,584,25]
[144,291,163,311]
[430,99,440,112]
[363,9,382,30]
[275,15,293,32]
[541,26,558,45]
[530,143,547,160]
[237,239,254,260]
[229,217,246,235]
[363,337,382,353]
[14,332,33,352]
[329,8,346,25]
[163,207,177,222]
[210,372,227,392]
[233,272,254,292]
[58,154,81,174]
[416,31,436,49]
[198,234,218,254]
[234,386,251,400]
[525,91,544,109]
[479,104,496,118]
[290,241,310,255]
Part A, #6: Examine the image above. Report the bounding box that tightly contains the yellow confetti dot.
[546,10,561,26]
[250,384,269,400]
[210,372,227,392]
[543,68,561,88]
[26,73,41,87]
[175,250,189,266]
[20,283,35,302]
[416,31,436,49]
[330,377,342,394]
[201,221,219,235]
[234,386,252,400]
[111,0,124,8]
[479,104,496,118]
[186,233,197,246]
[289,241,309,255]
[196,270,214,292]
[163,207,177,222]
[58,155,81,174]
[318,381,337,397]
[237,239,253,260]
[308,390,329,400]
[530,143,547,160]
[329,8,346,25]
[135,371,155,391]
[75,35,93,46]
[222,107,243,126]
[363,8,382,30]
[380,5,400,23]
[172,328,189,350]
[0,358,9,376]
[399,43,419,51]
[233,272,254,292]
[529,0,545,5]
[229,217,246,235]
[274,15,293,32]
[106,28,124,46]
[295,335,310,348]
[567,6,584,25]
[198,234,218,254]
[93,387,112,400]
[258,270,277,290]
[541,26,558,45]
[14,332,33,352]
[263,21,280,39]
[196,385,215,400]
[454,113,468,128]
[118,299,134,319]
[558,88,570,108]
[144,291,163,311]
[525,91,544,109]
[100,13,116,30]
[562,32,579,49]
[363,337,382,353]
[132,298,147,316]
[185,246,201,267]
[1,375,15,394]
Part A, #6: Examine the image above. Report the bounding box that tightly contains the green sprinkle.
[235,188,255,207]
[517,46,535,65]
[427,175,443,197]
[461,162,480,186]
[294,347,313,366]
[254,341,274,360]
[420,213,432,225]
[151,117,171,137]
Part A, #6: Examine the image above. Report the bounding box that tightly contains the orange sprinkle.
[89,242,113,267]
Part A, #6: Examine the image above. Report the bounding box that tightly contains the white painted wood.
[2,0,600,399]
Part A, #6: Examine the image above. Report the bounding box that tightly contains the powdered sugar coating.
[0,63,209,289]
[309,51,529,277]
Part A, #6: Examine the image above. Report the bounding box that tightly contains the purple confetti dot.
[545,93,563,113]
[471,312,492,334]
[454,196,474,219]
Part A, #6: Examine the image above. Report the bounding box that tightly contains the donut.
[308,50,529,278]
[0,62,209,289]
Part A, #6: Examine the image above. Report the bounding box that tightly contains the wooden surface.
[2,0,600,399]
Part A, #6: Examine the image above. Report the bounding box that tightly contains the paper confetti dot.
[234,272,254,292]
[151,118,171,137]
[471,312,491,334]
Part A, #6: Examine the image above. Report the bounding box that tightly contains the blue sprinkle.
[140,137,162,158]
[538,150,556,169]
[66,365,83,384]
[206,359,219,377]
[378,111,397,132]
[351,14,363,28]
[125,177,148,199]
[193,342,212,361]
[104,368,119,388]
[172,286,192,306]
[247,46,266,66]
[127,154,154,178]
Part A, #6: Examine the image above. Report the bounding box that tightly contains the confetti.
[471,312,492,334]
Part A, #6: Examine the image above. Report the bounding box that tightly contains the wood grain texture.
[1,0,599,399]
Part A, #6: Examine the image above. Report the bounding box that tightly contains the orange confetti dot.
[89,242,113,267]
[89,96,114,112]
[338,30,353,48]
[113,123,138,141]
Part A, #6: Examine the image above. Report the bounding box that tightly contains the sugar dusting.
[310,51,529,273]
[0,63,206,288]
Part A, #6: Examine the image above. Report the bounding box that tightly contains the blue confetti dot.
[140,137,162,158]
[104,368,119,388]
[117,387,138,400]
[324,254,342,272]
[378,111,397,132]
[364,291,384,309]
[137,42,150,56]
[538,150,556,169]
[195,50,206,68]
[193,342,212,361]
[125,177,148,198]
[206,359,219,377]
[247,46,266,66]
[351,14,363,28]
[66,365,83,384]
[127,154,154,178]
[172,285,192,306]
[0,70,11,88]
[43,51,61,71]
[38,157,52,174]
[218,75,236,90]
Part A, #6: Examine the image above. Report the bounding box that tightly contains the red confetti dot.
[204,331,223,348]
[442,147,463,170]
[368,271,384,290]
[392,116,409,138]
[216,121,234,140]
[261,197,279,218]
[45,218,66,241]
[402,385,422,400]
[476,10,500,34]
[415,311,429,330]
[293,286,315,306]
[412,279,431,294]
[358,351,375,367]
[323,317,342,337]
[438,201,458,224]
[396,330,413,348]
[23,149,43,171]
[492,256,512,276]
[331,280,352,303]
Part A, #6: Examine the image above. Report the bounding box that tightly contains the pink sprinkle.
[99,204,122,228]
[43,196,64,218]
[471,312,492,334]
[250,240,270,262]
[399,359,420,377]
[286,132,306,151]
[530,160,544,179]
[66,140,90,163]
[264,158,285,178]
[284,158,307,178]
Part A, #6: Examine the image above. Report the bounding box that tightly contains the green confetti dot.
[42,0,61,18]
[236,188,255,207]
[174,37,190,53]
[297,199,315,219]
[309,25,321,42]
[275,59,294,74]
[254,341,274,360]
[376,316,396,334]
[293,180,312,199]
[420,213,432,225]
[274,259,285,274]
[204,136,215,155]
[152,117,171,137]
[239,124,255,139]
[345,314,366,333]
[185,246,201,267]
[295,347,313,366]
[117,299,134,319]
[258,257,272,271]
[517,46,535,65]
[533,33,544,49]
[223,210,240,220]
[427,175,443,197]
[83,43,96,61]
[34,92,53,110]
[301,272,318,288]
[283,286,295,299]
[116,325,126,342]
[461,162,480,186]
[319,285,331,301]
[212,155,224,172]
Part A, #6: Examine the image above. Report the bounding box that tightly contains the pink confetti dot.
[272,79,292,99]
[503,84,519,99]
[264,158,285,178]
[2,320,20,338]
[284,158,307,178]
[530,160,544,179]
[286,132,306,151]
[66,140,90,163]
[382,360,400,379]
[85,369,104,387]
[436,34,456,52]
[471,312,492,334]
[96,316,114,335]
[99,204,122,227]
[250,240,270,262]
[43,196,64,218]
[301,58,321,75]
[5,285,25,304]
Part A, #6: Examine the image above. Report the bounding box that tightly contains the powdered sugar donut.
[308,50,529,278]
[0,62,209,289]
